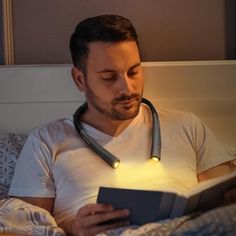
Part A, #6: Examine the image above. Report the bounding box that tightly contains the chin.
[116,107,140,120]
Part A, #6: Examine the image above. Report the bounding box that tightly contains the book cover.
[97,171,236,225]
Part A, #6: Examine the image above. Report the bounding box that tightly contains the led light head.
[113,160,120,169]
[151,156,160,162]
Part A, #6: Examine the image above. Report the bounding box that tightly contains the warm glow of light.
[113,160,167,189]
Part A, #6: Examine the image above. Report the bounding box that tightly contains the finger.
[79,208,130,228]
[74,204,130,230]
[89,208,130,226]
[77,203,114,217]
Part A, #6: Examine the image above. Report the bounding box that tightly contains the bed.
[0,61,236,235]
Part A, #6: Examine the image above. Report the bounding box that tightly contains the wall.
[225,0,236,59]
[11,0,230,64]
[0,1,4,64]
[1,61,236,148]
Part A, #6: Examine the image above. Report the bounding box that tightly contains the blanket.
[98,203,236,236]
[0,198,65,236]
[1,198,236,236]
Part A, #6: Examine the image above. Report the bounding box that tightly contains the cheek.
[136,76,144,93]
[139,78,144,90]
[92,85,115,102]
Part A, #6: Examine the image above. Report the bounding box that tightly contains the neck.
[79,108,135,137]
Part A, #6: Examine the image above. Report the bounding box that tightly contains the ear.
[71,66,86,92]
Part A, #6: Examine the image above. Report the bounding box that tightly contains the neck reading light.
[73,98,161,168]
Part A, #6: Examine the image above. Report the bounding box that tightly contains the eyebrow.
[97,62,141,74]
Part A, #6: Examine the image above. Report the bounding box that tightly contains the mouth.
[112,94,141,109]
[117,98,137,105]
[115,98,139,109]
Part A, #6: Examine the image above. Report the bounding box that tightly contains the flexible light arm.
[73,103,120,168]
[141,98,161,161]
[73,98,161,168]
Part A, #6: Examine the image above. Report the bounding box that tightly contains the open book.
[97,171,236,225]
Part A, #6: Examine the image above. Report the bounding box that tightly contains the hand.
[224,186,236,203]
[70,203,130,236]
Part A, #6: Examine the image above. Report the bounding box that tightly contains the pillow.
[0,133,27,199]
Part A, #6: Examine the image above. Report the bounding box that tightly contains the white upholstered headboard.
[0,61,236,149]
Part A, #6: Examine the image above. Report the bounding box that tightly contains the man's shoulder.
[142,103,196,121]
[29,117,75,142]
[158,107,194,119]
[143,105,203,130]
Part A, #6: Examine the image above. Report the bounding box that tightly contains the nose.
[117,75,133,95]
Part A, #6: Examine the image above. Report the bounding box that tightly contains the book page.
[183,171,236,197]
[183,171,236,213]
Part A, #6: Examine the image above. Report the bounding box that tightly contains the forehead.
[86,41,141,71]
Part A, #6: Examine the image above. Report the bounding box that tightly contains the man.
[8,15,236,236]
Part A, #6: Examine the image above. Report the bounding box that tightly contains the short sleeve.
[8,131,55,198]
[192,114,234,173]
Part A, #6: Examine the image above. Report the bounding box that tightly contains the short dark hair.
[70,15,139,74]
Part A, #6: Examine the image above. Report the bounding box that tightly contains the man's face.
[82,41,144,121]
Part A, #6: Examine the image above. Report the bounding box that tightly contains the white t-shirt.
[9,105,233,228]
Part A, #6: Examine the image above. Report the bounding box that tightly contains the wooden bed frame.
[0,61,236,149]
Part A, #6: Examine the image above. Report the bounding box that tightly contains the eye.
[127,70,138,77]
[101,75,117,81]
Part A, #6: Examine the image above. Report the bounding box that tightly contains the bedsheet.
[98,203,236,236]
[0,198,236,236]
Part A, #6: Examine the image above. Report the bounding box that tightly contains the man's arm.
[198,160,236,182]
[198,160,236,203]
[13,197,54,213]
[67,203,130,236]
[10,197,130,236]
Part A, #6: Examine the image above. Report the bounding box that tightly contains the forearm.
[198,160,236,182]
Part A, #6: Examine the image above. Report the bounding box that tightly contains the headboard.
[0,61,236,149]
